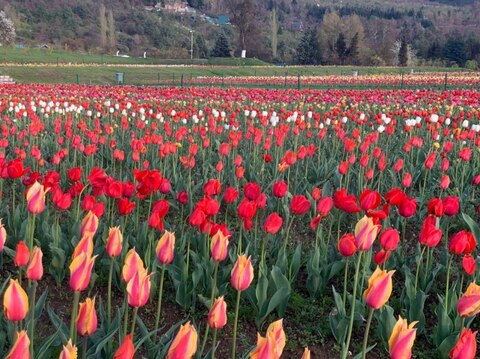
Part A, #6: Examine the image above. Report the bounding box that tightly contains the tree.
[271,0,278,59]
[210,33,231,57]
[398,38,408,66]
[107,10,116,50]
[336,32,347,65]
[296,28,321,65]
[99,5,107,49]
[194,34,209,59]
[443,38,467,66]
[347,32,359,65]
[226,0,260,56]
[0,11,15,45]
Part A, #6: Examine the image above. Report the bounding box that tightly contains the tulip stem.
[154,263,166,336]
[445,256,453,311]
[123,301,129,340]
[28,214,36,251]
[201,262,219,355]
[70,291,81,342]
[82,335,87,359]
[211,328,218,359]
[342,258,349,312]
[107,258,114,325]
[342,251,363,359]
[361,307,374,359]
[130,307,138,336]
[29,280,37,357]
[231,290,241,359]
[414,245,426,294]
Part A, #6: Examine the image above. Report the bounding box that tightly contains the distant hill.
[1,0,479,66]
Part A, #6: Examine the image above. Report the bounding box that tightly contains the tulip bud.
[389,316,417,359]
[6,331,30,359]
[59,339,78,359]
[72,233,94,260]
[77,297,97,336]
[166,322,198,359]
[263,213,283,235]
[122,248,144,283]
[26,246,43,281]
[106,226,123,257]
[69,252,97,292]
[113,334,135,359]
[26,181,48,214]
[338,233,357,257]
[14,240,30,267]
[266,319,286,356]
[458,282,480,317]
[156,231,175,265]
[126,268,153,308]
[301,348,311,359]
[231,255,254,291]
[0,218,6,252]
[354,216,380,251]
[3,279,29,322]
[210,230,230,262]
[363,267,395,309]
[208,296,227,329]
[450,328,477,359]
[80,210,99,237]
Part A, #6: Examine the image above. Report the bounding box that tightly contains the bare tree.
[0,11,15,45]
[107,9,116,50]
[225,0,259,56]
[99,5,107,49]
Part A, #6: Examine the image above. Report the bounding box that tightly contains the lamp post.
[190,30,194,61]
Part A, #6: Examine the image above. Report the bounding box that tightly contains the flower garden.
[0,82,479,358]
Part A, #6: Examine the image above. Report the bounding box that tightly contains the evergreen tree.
[210,33,231,57]
[444,38,467,66]
[296,28,321,65]
[347,32,359,65]
[336,32,347,64]
[399,38,408,66]
[99,5,107,49]
[107,9,116,50]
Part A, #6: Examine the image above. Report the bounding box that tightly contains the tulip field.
[0,82,479,359]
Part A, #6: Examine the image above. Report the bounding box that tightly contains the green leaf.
[36,328,63,359]
[462,213,480,243]
[332,286,346,317]
[256,287,290,326]
[437,334,458,359]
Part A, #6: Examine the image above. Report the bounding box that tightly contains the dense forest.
[1,0,479,67]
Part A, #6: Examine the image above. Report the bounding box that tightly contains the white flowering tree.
[0,11,15,45]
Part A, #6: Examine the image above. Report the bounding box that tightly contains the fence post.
[173,73,175,86]
[181,74,184,88]
[76,74,79,84]
[284,72,287,88]
[401,72,404,90]
[297,74,300,90]
[222,73,224,87]
[444,72,448,91]
[57,57,59,66]
[157,73,160,85]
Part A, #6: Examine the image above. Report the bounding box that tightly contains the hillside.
[0,0,479,66]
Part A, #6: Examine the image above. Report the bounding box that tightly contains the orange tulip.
[156,231,175,265]
[72,233,94,259]
[59,339,78,359]
[69,252,97,291]
[354,215,381,251]
[458,282,480,317]
[231,255,254,291]
[26,181,48,214]
[80,210,99,237]
[250,332,280,359]
[363,267,395,309]
[389,316,417,359]
[208,296,227,329]
[301,347,311,359]
[166,321,198,359]
[76,297,98,336]
[126,268,153,307]
[106,226,123,257]
[14,240,30,267]
[26,246,43,281]
[122,248,144,283]
[3,279,29,322]
[0,218,6,252]
[6,331,30,359]
[266,319,286,356]
[450,328,477,359]
[113,333,135,359]
[210,229,230,262]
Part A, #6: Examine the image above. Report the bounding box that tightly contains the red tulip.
[26,246,43,281]
[379,228,400,251]
[244,182,261,201]
[166,322,198,359]
[117,198,136,216]
[462,255,476,276]
[443,196,460,216]
[67,167,82,182]
[263,212,283,234]
[334,189,361,213]
[450,328,477,359]
[449,230,476,255]
[223,187,239,203]
[398,196,417,218]
[14,240,30,267]
[272,181,288,198]
[113,334,135,359]
[419,216,442,247]
[338,233,357,257]
[317,197,333,218]
[427,198,444,217]
[458,282,480,317]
